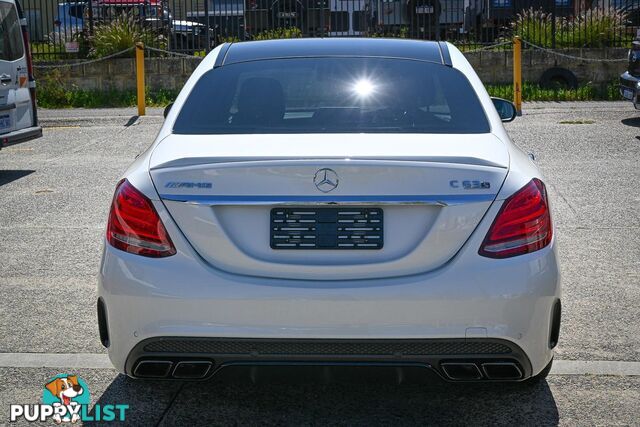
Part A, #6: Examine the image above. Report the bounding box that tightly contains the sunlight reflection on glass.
[352,79,375,97]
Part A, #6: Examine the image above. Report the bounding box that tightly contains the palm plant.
[90,14,165,57]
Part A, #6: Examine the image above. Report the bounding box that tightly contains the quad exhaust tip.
[133,360,213,379]
[133,360,173,378]
[173,361,212,379]
[441,362,483,380]
[441,361,523,381]
[481,362,523,380]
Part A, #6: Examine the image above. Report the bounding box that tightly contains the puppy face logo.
[42,374,90,424]
[45,375,83,406]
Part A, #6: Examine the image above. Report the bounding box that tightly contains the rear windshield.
[173,57,490,134]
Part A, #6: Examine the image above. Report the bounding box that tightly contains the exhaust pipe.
[172,361,213,379]
[481,362,523,380]
[441,362,483,380]
[133,360,173,378]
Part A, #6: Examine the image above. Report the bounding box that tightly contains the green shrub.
[219,36,241,43]
[90,14,165,57]
[370,26,409,38]
[565,7,630,47]
[253,27,302,40]
[512,8,555,47]
[145,87,178,107]
[485,81,619,101]
[36,70,178,109]
[36,69,71,107]
[513,7,630,48]
[31,42,66,61]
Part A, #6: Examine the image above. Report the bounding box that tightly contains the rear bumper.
[98,193,561,379]
[620,71,640,109]
[0,126,42,149]
[98,196,561,380]
[124,337,533,382]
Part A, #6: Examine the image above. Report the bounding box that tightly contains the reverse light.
[107,179,176,257]
[479,178,552,259]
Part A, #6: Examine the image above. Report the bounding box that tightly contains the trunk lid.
[150,133,509,280]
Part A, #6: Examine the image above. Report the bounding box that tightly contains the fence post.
[513,36,522,116]
[87,0,94,36]
[135,42,145,116]
[204,0,210,53]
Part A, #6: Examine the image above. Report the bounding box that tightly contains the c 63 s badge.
[450,180,491,190]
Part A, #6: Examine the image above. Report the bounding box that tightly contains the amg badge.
[164,182,213,189]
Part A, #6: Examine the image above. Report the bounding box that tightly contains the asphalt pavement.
[0,102,639,426]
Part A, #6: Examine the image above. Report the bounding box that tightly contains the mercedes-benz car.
[98,38,561,383]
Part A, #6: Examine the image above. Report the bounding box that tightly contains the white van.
[0,0,41,150]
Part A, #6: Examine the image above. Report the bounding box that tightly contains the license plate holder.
[271,207,383,250]
[623,88,634,100]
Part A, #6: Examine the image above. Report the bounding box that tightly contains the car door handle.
[0,74,12,85]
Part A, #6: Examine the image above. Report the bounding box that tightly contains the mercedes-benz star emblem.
[313,168,339,193]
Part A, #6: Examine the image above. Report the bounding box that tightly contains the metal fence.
[22,0,640,59]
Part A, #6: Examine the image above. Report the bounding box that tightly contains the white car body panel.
[149,133,509,280]
[100,198,559,376]
[98,40,560,382]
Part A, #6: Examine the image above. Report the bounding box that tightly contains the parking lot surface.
[1,102,639,425]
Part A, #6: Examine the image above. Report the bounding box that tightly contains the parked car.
[170,19,208,51]
[98,38,560,384]
[53,0,211,51]
[620,30,640,108]
[53,1,86,34]
[188,0,245,42]
[0,0,41,150]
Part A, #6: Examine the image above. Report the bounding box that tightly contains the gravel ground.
[0,102,638,425]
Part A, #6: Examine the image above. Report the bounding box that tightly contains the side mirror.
[163,102,173,119]
[491,97,517,122]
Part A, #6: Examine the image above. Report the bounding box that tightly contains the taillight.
[479,178,552,259]
[107,179,176,257]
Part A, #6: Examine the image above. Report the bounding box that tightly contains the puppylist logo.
[10,374,128,423]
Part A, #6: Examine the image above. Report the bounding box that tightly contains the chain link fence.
[21,0,640,60]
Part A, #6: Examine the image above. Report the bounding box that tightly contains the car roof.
[219,38,451,67]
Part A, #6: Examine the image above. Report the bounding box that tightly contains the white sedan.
[98,38,560,383]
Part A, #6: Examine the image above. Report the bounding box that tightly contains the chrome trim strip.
[151,156,507,170]
[158,194,496,206]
